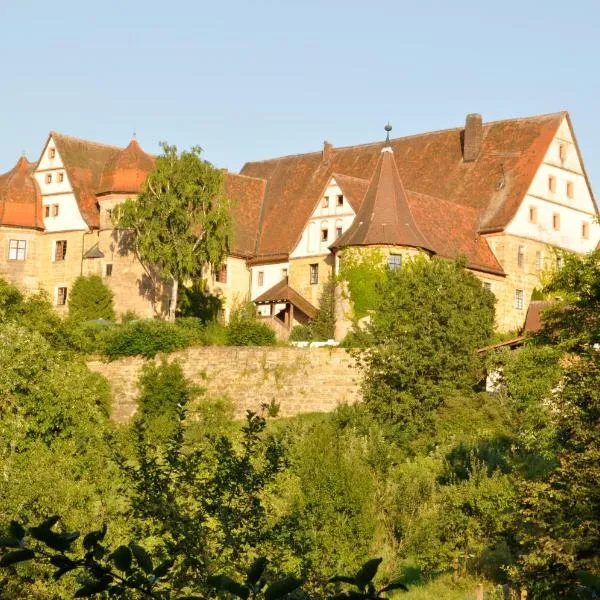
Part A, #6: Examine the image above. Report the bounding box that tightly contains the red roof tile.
[240,112,571,263]
[332,146,434,251]
[0,157,43,230]
[98,139,155,195]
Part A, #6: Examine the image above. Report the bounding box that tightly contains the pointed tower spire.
[331,125,433,252]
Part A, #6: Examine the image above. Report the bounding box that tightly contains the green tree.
[68,274,115,322]
[310,274,336,341]
[114,143,232,320]
[357,256,495,427]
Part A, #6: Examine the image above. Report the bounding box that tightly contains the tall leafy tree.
[68,275,115,322]
[115,143,232,320]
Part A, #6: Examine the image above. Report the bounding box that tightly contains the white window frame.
[8,239,27,261]
[515,289,524,310]
[56,286,68,306]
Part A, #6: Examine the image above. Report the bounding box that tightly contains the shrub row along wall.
[87,347,361,422]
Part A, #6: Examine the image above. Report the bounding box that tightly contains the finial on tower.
[132,128,137,140]
[384,123,392,145]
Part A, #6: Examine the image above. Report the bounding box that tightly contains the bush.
[225,303,276,346]
[104,319,188,359]
[68,275,115,322]
[289,324,312,342]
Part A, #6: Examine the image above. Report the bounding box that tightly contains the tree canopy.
[68,275,115,322]
[115,143,232,319]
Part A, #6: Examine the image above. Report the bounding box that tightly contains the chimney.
[463,113,483,162]
[323,141,333,165]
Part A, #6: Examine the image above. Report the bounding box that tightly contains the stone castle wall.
[87,347,361,422]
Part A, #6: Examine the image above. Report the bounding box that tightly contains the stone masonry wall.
[87,347,361,422]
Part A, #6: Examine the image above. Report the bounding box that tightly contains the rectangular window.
[388,254,402,270]
[44,205,50,218]
[46,173,52,184]
[105,264,113,277]
[322,196,329,208]
[529,206,537,224]
[257,271,264,287]
[52,204,59,217]
[515,289,524,310]
[106,208,113,219]
[58,172,64,183]
[483,281,492,292]
[566,181,574,199]
[582,222,590,240]
[282,268,288,279]
[215,264,227,283]
[536,250,544,271]
[54,240,67,261]
[553,213,560,231]
[559,143,567,162]
[310,263,319,285]
[56,287,67,306]
[548,174,556,193]
[337,194,344,206]
[49,148,56,159]
[336,226,343,238]
[517,245,525,268]
[321,227,329,242]
[8,239,27,261]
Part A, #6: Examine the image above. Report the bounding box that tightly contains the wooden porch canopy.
[254,278,318,320]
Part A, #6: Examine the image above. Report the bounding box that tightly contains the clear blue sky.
[3,0,600,186]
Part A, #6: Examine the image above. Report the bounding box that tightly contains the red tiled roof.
[522,300,553,334]
[223,171,267,257]
[332,147,434,251]
[50,132,121,227]
[332,172,369,212]
[98,139,155,195]
[0,157,44,230]
[254,278,318,319]
[240,112,572,262]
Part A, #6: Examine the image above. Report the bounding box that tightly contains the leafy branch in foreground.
[328,558,408,599]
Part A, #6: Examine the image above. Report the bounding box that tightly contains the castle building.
[1,111,598,334]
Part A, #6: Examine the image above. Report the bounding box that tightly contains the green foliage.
[114,143,232,318]
[226,303,276,346]
[177,279,222,322]
[68,275,115,323]
[289,324,312,342]
[357,256,495,428]
[121,309,141,324]
[104,319,189,358]
[338,249,388,319]
[310,275,336,341]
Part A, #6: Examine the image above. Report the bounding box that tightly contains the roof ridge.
[228,171,268,183]
[242,111,568,167]
[51,131,123,150]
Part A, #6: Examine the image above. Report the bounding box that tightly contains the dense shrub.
[68,275,115,322]
[226,303,276,346]
[176,280,222,322]
[289,324,312,341]
[104,319,188,358]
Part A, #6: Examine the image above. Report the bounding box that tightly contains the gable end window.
[321,227,329,242]
[56,287,67,306]
[552,213,561,231]
[566,181,574,199]
[44,206,50,218]
[58,172,64,183]
[582,222,590,240]
[515,289,524,310]
[559,143,567,163]
[548,175,556,193]
[49,148,56,159]
[309,263,319,285]
[529,206,537,224]
[322,196,329,208]
[46,173,52,184]
[52,204,59,217]
[54,240,67,261]
[337,194,344,206]
[388,254,402,270]
[9,240,27,261]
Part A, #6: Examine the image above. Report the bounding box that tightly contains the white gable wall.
[290,178,356,258]
[505,116,599,253]
[35,136,89,232]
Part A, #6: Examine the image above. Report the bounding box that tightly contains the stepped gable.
[50,132,121,227]
[331,132,434,251]
[240,112,569,260]
[0,156,43,229]
[222,171,267,258]
[98,138,155,196]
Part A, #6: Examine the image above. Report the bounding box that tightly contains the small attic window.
[322,196,329,208]
[49,148,56,159]
[46,173,52,184]
[559,143,567,163]
[529,206,537,224]
[548,175,556,193]
[566,181,574,199]
[582,222,590,240]
[337,194,344,206]
[58,172,64,183]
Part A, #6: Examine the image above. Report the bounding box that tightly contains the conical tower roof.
[0,156,44,229]
[98,138,155,195]
[331,127,433,252]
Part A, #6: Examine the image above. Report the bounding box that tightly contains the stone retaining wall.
[87,347,361,422]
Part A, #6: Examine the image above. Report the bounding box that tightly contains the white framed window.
[535,251,544,272]
[515,289,524,310]
[310,263,318,285]
[257,271,264,287]
[8,239,27,261]
[54,240,67,261]
[56,286,68,306]
[388,254,402,270]
[517,245,525,268]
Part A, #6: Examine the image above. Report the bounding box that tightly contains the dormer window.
[46,173,52,184]
[49,148,56,159]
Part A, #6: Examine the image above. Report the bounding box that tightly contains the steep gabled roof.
[254,278,318,319]
[49,132,121,227]
[98,139,155,195]
[331,145,433,251]
[0,157,44,230]
[331,173,369,212]
[241,112,568,258]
